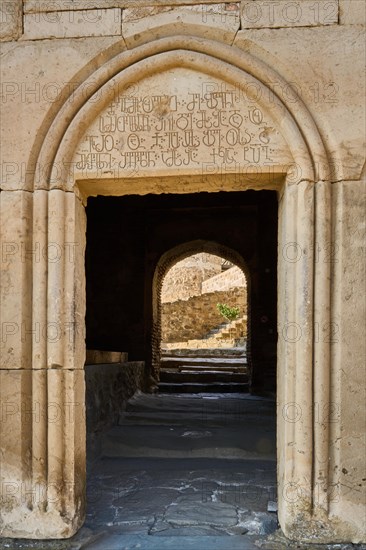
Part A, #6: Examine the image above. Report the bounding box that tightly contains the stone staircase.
[213,316,247,341]
[204,315,247,347]
[158,348,249,393]
[103,392,276,460]
[162,316,247,350]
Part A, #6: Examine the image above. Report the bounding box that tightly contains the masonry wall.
[0,0,365,543]
[161,287,246,342]
[202,265,246,293]
[85,361,145,462]
[161,253,222,303]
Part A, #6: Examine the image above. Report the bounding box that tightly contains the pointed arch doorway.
[1,34,335,542]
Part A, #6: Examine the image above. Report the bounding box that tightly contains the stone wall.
[162,257,247,343]
[161,252,222,303]
[85,361,145,462]
[162,287,246,343]
[0,0,365,542]
[85,349,128,364]
[202,265,246,294]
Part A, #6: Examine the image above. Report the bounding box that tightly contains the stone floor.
[0,393,364,549]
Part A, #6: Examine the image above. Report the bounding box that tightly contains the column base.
[0,506,85,539]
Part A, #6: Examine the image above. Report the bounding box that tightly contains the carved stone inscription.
[75,69,290,177]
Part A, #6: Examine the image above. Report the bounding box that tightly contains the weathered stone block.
[43,190,86,370]
[24,0,238,12]
[122,4,240,47]
[85,361,145,463]
[0,0,22,42]
[73,65,292,190]
[23,9,122,40]
[328,180,366,544]
[339,0,366,25]
[234,25,365,181]
[0,190,86,370]
[241,0,339,29]
[85,362,145,433]
[0,369,33,486]
[0,36,124,192]
[0,191,33,369]
[0,369,86,538]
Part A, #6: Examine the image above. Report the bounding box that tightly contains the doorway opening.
[83,189,278,546]
[157,251,249,394]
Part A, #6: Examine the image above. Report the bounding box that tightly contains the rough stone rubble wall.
[161,253,222,303]
[161,255,247,342]
[162,287,246,342]
[85,361,145,462]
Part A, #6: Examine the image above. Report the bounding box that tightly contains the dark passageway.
[82,391,278,549]
[85,190,278,394]
[80,190,279,549]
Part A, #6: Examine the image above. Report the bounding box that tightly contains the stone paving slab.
[83,534,260,550]
[150,522,227,536]
[82,456,279,542]
[1,394,364,549]
[0,533,363,550]
[164,494,238,526]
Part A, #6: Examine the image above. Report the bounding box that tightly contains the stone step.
[161,364,248,373]
[160,371,248,384]
[165,369,248,376]
[204,316,247,341]
[163,339,238,349]
[124,393,276,417]
[102,424,275,460]
[204,323,229,337]
[84,534,261,550]
[161,357,247,368]
[120,411,261,425]
[161,366,248,374]
[158,382,249,393]
[218,331,239,339]
[162,355,247,362]
[161,348,246,357]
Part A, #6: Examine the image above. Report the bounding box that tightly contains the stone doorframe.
[151,240,251,381]
[1,35,336,541]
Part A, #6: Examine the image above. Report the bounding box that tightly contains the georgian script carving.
[75,70,289,176]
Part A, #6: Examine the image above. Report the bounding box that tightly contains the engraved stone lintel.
[73,69,292,183]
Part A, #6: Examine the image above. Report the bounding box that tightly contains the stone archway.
[1,34,337,542]
[152,240,251,382]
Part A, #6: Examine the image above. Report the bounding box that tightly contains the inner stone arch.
[152,240,252,382]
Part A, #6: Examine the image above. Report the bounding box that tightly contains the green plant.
[216,303,240,321]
